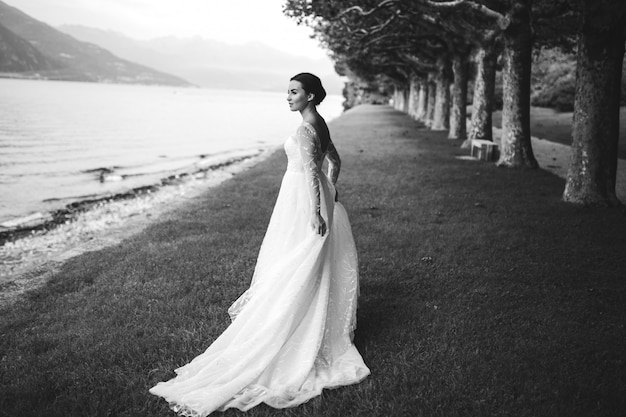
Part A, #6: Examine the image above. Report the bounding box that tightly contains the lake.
[0,79,344,226]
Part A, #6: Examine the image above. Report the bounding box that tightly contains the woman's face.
[287,80,311,112]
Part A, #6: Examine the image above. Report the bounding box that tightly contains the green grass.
[1,105,625,417]
[493,106,626,159]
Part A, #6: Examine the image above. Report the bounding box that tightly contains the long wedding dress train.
[149,122,370,416]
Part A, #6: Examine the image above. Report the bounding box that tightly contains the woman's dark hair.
[290,72,327,105]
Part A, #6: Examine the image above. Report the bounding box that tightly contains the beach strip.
[0,148,274,302]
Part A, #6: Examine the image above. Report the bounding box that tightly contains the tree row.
[285,0,626,206]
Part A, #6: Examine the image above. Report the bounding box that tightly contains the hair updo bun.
[290,72,327,105]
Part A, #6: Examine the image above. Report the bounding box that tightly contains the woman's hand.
[311,212,327,236]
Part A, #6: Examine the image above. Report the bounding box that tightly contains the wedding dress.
[149,122,370,416]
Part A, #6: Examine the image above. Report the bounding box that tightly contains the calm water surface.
[0,79,343,225]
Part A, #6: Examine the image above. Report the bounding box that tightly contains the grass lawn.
[492,106,626,159]
[1,105,625,417]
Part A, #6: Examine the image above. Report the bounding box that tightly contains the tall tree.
[431,54,452,130]
[449,47,471,140]
[563,0,626,206]
[497,0,538,167]
[467,34,500,144]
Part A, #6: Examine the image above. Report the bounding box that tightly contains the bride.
[149,72,370,416]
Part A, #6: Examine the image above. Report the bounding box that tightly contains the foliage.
[342,76,390,110]
[532,0,579,51]
[530,47,626,112]
[532,77,576,112]
[284,0,462,87]
[530,47,577,111]
[284,1,583,111]
[284,0,578,73]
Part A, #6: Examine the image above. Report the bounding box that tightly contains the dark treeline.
[284,0,626,207]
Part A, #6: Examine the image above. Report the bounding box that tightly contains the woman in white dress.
[149,73,370,416]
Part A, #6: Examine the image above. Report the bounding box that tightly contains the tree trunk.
[401,87,410,113]
[408,76,421,119]
[416,79,428,121]
[497,0,538,168]
[468,42,497,143]
[449,51,469,140]
[392,88,400,111]
[425,74,436,127]
[432,56,452,131]
[393,86,408,112]
[563,0,626,206]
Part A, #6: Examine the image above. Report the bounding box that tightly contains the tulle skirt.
[149,169,370,416]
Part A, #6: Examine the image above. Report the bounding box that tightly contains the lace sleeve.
[295,124,322,215]
[325,139,341,185]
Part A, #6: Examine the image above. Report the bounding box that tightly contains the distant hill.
[0,1,192,86]
[58,24,345,94]
[0,21,60,72]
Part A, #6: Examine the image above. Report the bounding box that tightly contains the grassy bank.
[492,106,626,159]
[1,105,625,417]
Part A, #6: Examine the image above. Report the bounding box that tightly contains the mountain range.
[0,0,191,86]
[0,0,343,92]
[57,25,343,93]
[0,20,59,72]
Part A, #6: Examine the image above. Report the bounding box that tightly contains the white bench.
[470,139,499,161]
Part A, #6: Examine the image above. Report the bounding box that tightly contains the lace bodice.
[285,122,341,215]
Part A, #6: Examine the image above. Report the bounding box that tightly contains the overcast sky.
[7,0,327,58]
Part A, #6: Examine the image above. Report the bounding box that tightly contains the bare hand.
[311,213,327,236]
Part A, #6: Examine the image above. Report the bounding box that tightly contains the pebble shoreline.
[0,149,274,306]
